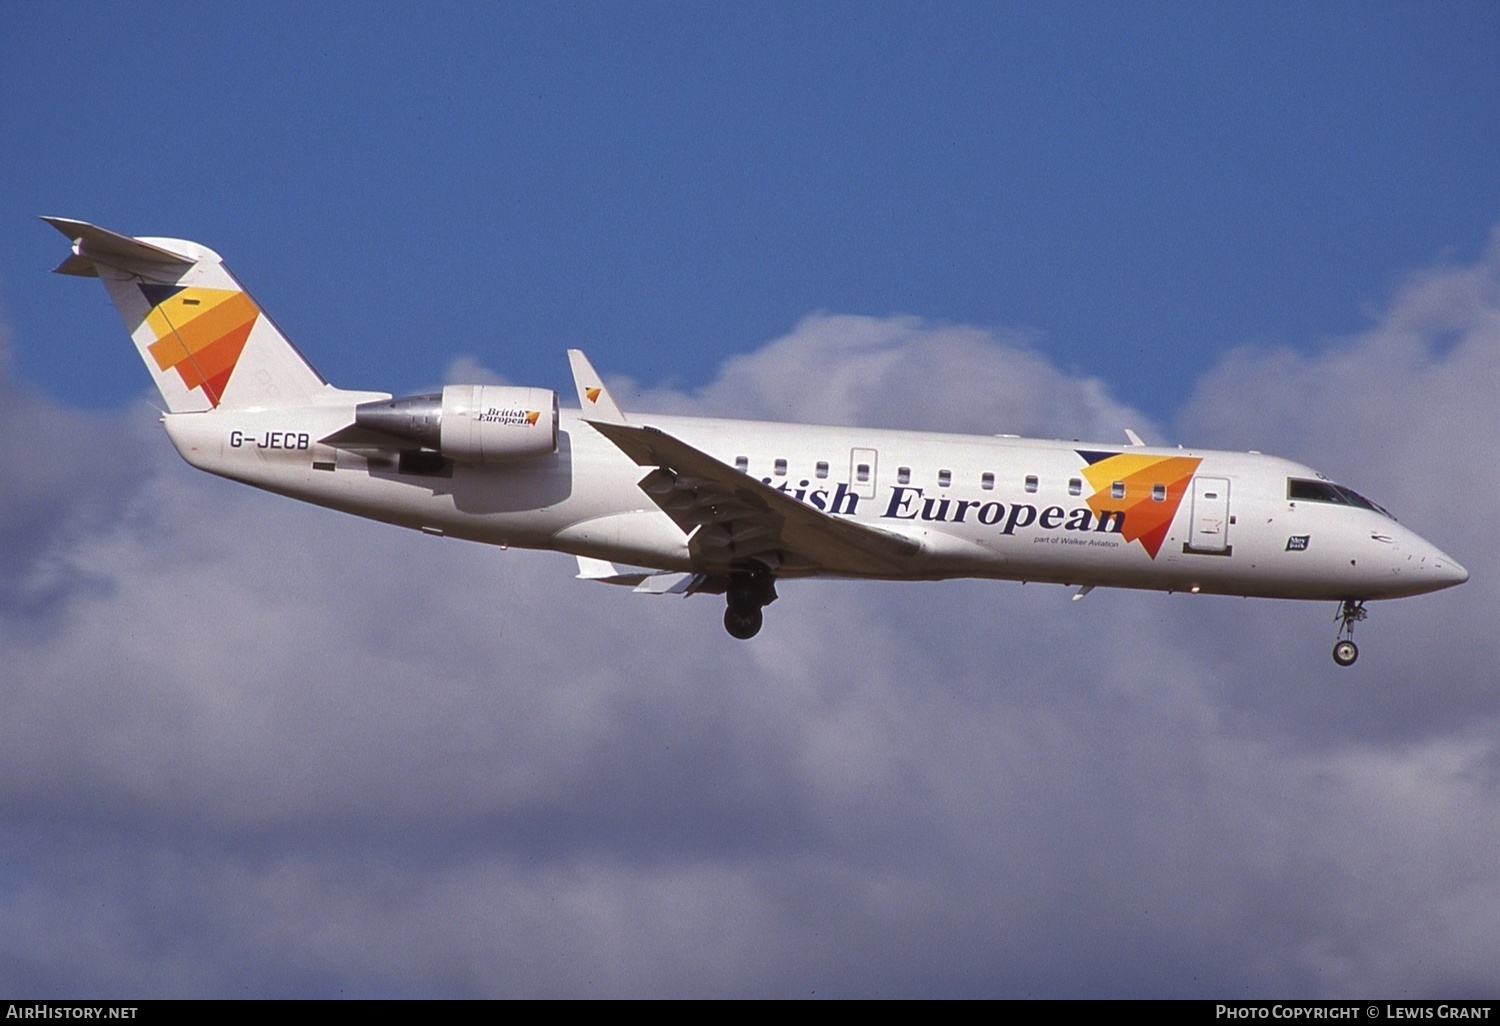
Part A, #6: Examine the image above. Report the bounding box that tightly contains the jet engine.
[354,385,559,462]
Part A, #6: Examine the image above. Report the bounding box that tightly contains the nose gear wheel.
[1332,599,1367,666]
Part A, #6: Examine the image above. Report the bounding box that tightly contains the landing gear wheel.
[722,564,777,640]
[724,605,763,640]
[1332,639,1359,667]
[1332,599,1367,668]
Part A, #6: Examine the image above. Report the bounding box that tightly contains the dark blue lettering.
[829,482,860,516]
[1002,503,1038,535]
[920,497,951,522]
[884,486,920,520]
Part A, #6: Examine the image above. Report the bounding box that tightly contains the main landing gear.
[723,566,778,640]
[1332,599,1368,667]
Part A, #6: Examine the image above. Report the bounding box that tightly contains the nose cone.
[1418,539,1468,591]
[1435,552,1469,588]
[1373,526,1469,597]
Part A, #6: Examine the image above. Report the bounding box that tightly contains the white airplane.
[45,218,1468,664]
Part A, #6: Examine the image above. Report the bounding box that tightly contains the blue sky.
[2,2,1499,999]
[4,2,1498,419]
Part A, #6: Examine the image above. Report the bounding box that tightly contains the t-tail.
[43,217,332,413]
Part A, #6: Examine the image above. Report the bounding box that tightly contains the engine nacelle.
[355,385,559,463]
[439,385,558,462]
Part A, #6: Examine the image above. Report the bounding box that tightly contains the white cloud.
[1,236,1498,996]
[615,313,1158,444]
[442,354,513,387]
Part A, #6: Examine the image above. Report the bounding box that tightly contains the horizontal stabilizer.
[42,217,194,277]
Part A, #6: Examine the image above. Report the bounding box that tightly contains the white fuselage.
[163,400,1467,603]
[44,215,1466,658]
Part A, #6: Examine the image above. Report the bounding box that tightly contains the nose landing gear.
[1332,599,1367,666]
[723,565,777,640]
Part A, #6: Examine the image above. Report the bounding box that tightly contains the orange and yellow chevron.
[138,283,259,407]
[1076,450,1202,559]
[585,387,602,404]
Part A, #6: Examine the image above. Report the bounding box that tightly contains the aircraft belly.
[550,512,694,571]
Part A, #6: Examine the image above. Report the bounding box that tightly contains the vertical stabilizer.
[44,217,329,413]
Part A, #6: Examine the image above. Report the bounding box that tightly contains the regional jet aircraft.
[45,218,1468,664]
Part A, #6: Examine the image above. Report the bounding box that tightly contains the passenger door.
[1188,476,1231,553]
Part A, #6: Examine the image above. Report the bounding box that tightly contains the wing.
[584,419,919,576]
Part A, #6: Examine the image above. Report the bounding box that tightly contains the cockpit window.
[1287,479,1393,518]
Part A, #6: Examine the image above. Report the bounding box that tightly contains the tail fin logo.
[1075,450,1203,559]
[585,387,602,404]
[138,284,259,407]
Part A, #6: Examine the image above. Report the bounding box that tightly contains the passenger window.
[981,472,995,490]
[856,464,870,482]
[1025,475,1038,493]
[774,458,787,477]
[815,461,829,479]
[898,466,911,485]
[735,456,749,473]
[1069,478,1082,496]
[1152,484,1166,502]
[938,469,951,487]
[1111,481,1125,499]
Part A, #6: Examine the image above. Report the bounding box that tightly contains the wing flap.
[574,556,725,596]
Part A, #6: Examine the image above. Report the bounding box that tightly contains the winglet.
[1124,429,1146,447]
[567,350,626,423]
